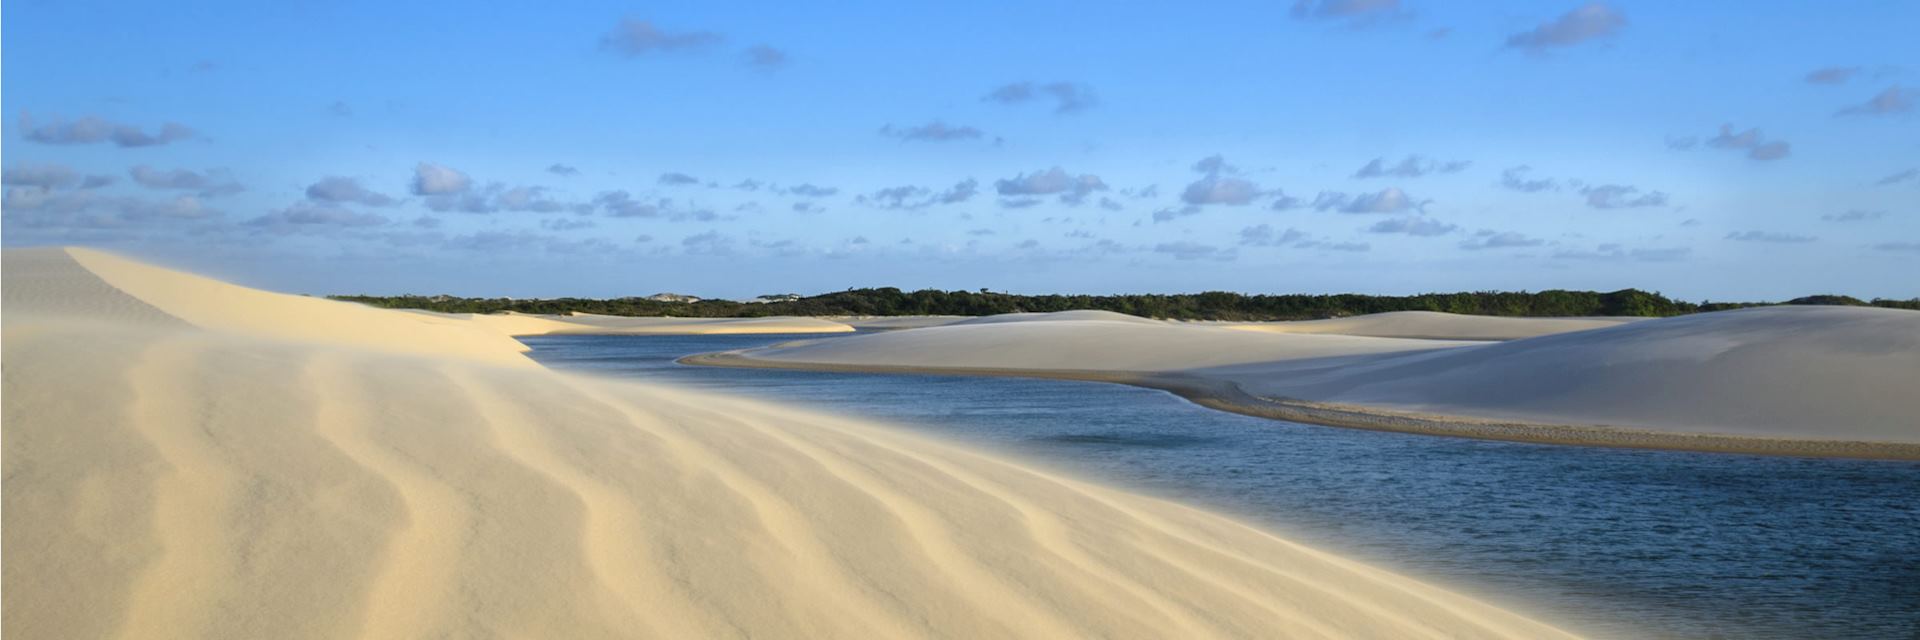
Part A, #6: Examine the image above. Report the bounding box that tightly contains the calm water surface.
[525,333,1920,640]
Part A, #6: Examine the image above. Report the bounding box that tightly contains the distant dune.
[408,309,856,337]
[693,309,1920,457]
[2,247,1579,638]
[1220,310,1644,341]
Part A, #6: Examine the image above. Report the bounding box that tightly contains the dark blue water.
[524,333,1920,640]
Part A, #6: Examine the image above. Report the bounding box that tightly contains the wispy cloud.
[1313,187,1425,214]
[1352,155,1470,179]
[1822,210,1886,222]
[600,18,722,56]
[984,82,1096,114]
[995,167,1107,205]
[129,166,244,197]
[305,176,396,206]
[1875,168,1917,186]
[879,121,987,142]
[1289,0,1403,25]
[1580,184,1667,209]
[1499,166,1558,192]
[1505,2,1626,53]
[1702,124,1791,161]
[1725,230,1816,243]
[1368,216,1458,236]
[658,172,701,186]
[1804,66,1861,85]
[1459,230,1545,250]
[1836,85,1916,117]
[746,45,787,68]
[19,113,195,148]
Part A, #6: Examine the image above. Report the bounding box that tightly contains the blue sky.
[4,0,1916,300]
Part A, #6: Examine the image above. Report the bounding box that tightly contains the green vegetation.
[331,288,1920,321]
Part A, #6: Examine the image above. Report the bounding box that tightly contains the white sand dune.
[2,246,1580,639]
[1231,306,1920,443]
[1222,310,1644,341]
[700,307,1920,454]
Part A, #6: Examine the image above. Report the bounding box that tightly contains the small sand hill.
[1241,306,1920,443]
[739,318,1469,372]
[950,309,1168,326]
[1226,311,1643,341]
[2,247,1579,639]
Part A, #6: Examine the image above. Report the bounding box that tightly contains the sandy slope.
[701,309,1920,453]
[1221,311,1643,341]
[2,247,1580,639]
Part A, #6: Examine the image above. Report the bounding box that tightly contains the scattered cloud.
[1352,155,1470,179]
[1239,224,1310,247]
[857,179,978,210]
[3,186,218,230]
[245,202,389,234]
[1367,216,1458,236]
[1875,168,1917,186]
[541,217,597,231]
[305,176,396,206]
[1153,241,1235,261]
[995,167,1107,205]
[681,230,735,255]
[1725,230,1816,243]
[1836,86,1915,117]
[1579,184,1667,209]
[411,162,472,195]
[19,113,195,148]
[879,121,986,142]
[1872,242,1920,253]
[593,190,715,220]
[984,82,1096,114]
[327,101,353,117]
[1313,187,1424,214]
[1553,243,1689,261]
[600,18,722,56]
[1805,66,1861,85]
[1289,0,1403,25]
[658,172,701,186]
[129,166,244,197]
[1500,166,1558,192]
[784,183,840,198]
[1459,230,1545,250]
[1822,210,1886,222]
[1702,124,1791,161]
[2,163,110,189]
[1151,205,1202,222]
[547,163,581,177]
[746,45,787,68]
[1505,2,1626,53]
[1180,155,1263,206]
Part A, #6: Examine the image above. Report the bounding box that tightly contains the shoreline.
[679,351,1920,461]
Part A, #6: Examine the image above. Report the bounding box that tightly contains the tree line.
[330,288,1920,321]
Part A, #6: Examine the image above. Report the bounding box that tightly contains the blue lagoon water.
[524,333,1920,640]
